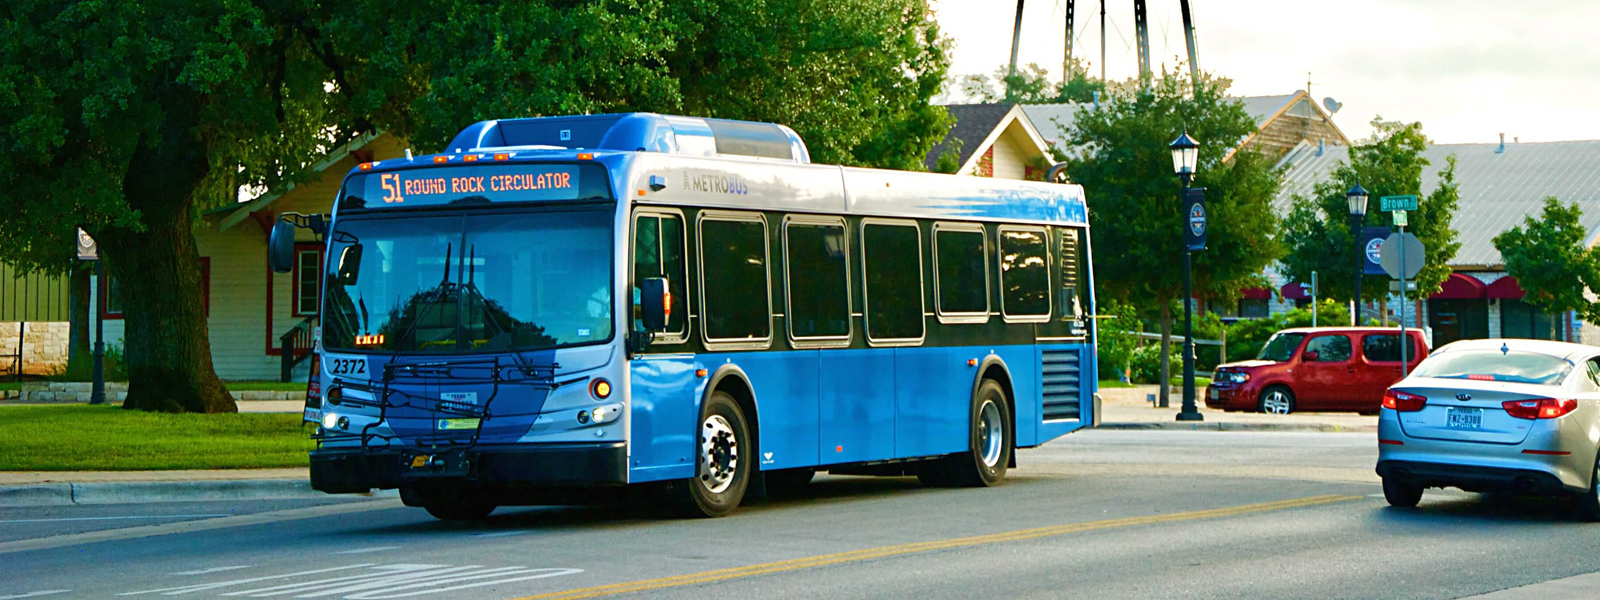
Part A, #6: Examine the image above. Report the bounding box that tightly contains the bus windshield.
[321,207,614,354]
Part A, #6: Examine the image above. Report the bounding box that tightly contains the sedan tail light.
[1382,390,1427,412]
[1502,398,1577,420]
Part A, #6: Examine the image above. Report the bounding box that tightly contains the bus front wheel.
[667,390,752,517]
[922,379,1011,488]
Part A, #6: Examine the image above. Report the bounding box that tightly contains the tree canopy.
[1280,119,1461,303]
[954,58,1105,105]
[1063,70,1284,405]
[0,0,952,412]
[1492,197,1600,338]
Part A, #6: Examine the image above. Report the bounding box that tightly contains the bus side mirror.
[640,277,670,331]
[269,221,295,273]
[335,244,363,285]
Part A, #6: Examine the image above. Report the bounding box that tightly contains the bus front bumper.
[309,442,628,493]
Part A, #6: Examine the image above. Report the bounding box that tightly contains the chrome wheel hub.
[978,400,1004,468]
[1263,392,1290,415]
[700,415,738,494]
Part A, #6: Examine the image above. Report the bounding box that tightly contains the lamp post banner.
[1362,227,1391,275]
[1184,187,1207,251]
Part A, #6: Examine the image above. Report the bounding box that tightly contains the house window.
[100,258,210,320]
[1238,297,1269,318]
[294,246,322,316]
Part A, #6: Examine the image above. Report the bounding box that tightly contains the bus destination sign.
[347,165,583,210]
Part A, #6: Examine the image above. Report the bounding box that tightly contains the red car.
[1207,327,1430,414]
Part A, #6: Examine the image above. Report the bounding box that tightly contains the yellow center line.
[512,493,1363,600]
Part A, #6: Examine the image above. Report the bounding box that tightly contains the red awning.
[1280,282,1309,300]
[1431,273,1487,300]
[1486,276,1526,300]
[1242,287,1272,300]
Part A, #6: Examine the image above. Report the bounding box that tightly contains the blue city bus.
[270,113,1100,520]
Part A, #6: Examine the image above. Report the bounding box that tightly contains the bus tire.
[407,484,496,521]
[947,379,1012,487]
[669,390,751,517]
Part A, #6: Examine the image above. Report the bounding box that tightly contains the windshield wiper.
[383,242,456,361]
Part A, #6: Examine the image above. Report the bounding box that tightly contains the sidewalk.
[0,468,327,508]
[1097,384,1378,433]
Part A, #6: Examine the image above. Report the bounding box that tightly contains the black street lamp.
[1169,130,1202,422]
[1347,184,1369,325]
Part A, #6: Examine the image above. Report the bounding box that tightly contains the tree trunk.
[101,203,235,413]
[99,87,234,413]
[67,267,91,372]
[1158,302,1172,408]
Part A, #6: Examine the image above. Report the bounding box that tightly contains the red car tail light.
[1382,390,1427,412]
[1503,398,1577,420]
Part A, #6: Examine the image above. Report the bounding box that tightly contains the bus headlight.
[591,403,623,424]
[322,412,340,429]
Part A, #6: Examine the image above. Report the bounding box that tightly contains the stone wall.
[0,321,70,376]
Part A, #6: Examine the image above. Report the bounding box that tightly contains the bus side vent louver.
[1041,349,1082,421]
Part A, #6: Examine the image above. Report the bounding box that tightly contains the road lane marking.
[118,563,582,598]
[0,499,403,556]
[334,546,402,555]
[171,566,252,576]
[0,592,71,599]
[0,515,228,524]
[510,494,1363,600]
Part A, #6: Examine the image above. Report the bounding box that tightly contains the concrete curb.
[0,479,373,507]
[1097,421,1377,433]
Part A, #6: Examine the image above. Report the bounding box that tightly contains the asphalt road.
[4,430,1600,600]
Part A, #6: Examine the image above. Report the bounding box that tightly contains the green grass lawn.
[0,405,314,471]
[226,381,309,392]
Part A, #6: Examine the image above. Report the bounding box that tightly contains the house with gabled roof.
[923,103,1055,179]
[1270,137,1600,346]
[89,133,410,382]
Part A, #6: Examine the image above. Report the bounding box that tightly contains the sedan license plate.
[1446,407,1482,429]
[1209,388,1219,400]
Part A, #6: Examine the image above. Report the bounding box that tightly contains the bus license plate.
[1447,407,1482,429]
[438,418,481,430]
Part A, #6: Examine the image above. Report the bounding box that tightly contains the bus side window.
[699,214,772,344]
[933,223,989,323]
[633,212,689,342]
[861,220,926,343]
[1059,228,1083,319]
[998,226,1051,321]
[785,219,851,342]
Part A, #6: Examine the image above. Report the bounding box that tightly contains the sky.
[930,0,1600,144]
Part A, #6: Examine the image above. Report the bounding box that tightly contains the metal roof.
[1274,139,1600,267]
[1020,93,1311,156]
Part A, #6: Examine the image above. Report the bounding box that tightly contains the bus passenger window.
[1059,228,1083,318]
[633,213,689,340]
[999,227,1051,320]
[934,225,989,320]
[862,222,925,342]
[700,216,772,343]
[786,221,850,340]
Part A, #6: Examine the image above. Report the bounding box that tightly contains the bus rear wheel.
[922,379,1011,488]
[667,391,751,517]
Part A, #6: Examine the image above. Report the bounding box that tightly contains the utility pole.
[1009,0,1026,81]
[1100,0,1106,83]
[1064,0,1075,80]
[1180,0,1200,95]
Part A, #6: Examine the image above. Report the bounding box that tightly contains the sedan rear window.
[1412,350,1573,385]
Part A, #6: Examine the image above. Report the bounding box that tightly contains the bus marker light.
[578,153,594,160]
[967,358,978,367]
[696,369,708,378]
[638,190,646,196]
[494,153,510,161]
[463,154,480,162]
[358,162,373,171]
[592,379,612,400]
[836,445,843,452]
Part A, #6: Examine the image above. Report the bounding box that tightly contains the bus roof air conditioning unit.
[446,113,810,164]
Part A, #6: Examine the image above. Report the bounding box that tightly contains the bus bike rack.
[311,356,574,476]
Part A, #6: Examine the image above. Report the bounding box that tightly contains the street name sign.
[1380,232,1424,280]
[1380,195,1419,212]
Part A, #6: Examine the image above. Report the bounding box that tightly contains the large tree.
[954,58,1105,105]
[1064,70,1285,408]
[1492,197,1600,340]
[0,0,951,412]
[1281,119,1461,312]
